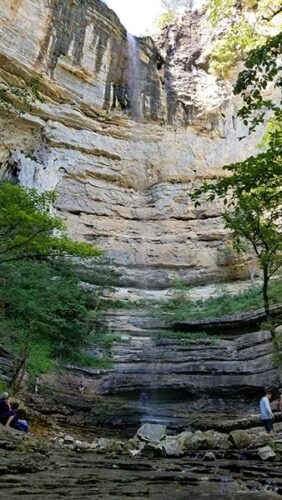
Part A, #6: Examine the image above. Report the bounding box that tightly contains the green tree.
[158,11,177,27]
[0,182,102,264]
[234,31,282,134]
[207,0,282,77]
[190,33,282,340]
[158,0,193,26]
[191,148,281,330]
[0,260,103,391]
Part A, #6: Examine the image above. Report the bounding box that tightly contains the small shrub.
[0,380,9,394]
[89,333,120,348]
[152,280,282,321]
[27,341,54,382]
[153,330,217,344]
[217,246,237,266]
[157,11,177,28]
[69,351,113,369]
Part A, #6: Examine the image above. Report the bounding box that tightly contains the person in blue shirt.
[260,389,274,434]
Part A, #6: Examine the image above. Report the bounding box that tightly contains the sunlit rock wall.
[0,0,264,288]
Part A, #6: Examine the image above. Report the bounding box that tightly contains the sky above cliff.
[106,0,163,35]
[105,0,204,35]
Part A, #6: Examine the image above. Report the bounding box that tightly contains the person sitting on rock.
[0,391,10,411]
[10,402,29,433]
[260,389,274,434]
[0,392,14,427]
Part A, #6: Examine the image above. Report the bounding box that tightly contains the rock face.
[99,329,279,394]
[0,0,266,289]
[156,12,231,124]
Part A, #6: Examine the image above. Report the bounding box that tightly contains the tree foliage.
[191,148,281,315]
[208,0,281,28]
[158,11,177,27]
[207,0,282,77]
[0,181,112,389]
[0,182,102,265]
[0,259,109,389]
[234,31,282,133]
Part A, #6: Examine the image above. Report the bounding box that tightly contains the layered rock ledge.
[99,329,279,395]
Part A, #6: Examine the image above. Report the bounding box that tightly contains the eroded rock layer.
[99,328,279,395]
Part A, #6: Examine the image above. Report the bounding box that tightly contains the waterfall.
[127,33,142,120]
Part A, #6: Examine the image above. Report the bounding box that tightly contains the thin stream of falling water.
[127,33,163,420]
[127,33,142,120]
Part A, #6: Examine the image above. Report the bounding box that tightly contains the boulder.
[127,437,140,450]
[129,449,141,457]
[229,430,252,449]
[185,430,230,450]
[94,438,125,454]
[140,441,164,458]
[203,451,216,461]
[136,424,166,444]
[177,431,193,450]
[202,430,230,450]
[159,429,230,455]
[274,325,282,336]
[63,435,74,445]
[257,446,276,461]
[162,436,186,457]
[74,440,99,452]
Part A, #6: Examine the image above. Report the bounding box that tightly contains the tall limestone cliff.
[0,0,264,289]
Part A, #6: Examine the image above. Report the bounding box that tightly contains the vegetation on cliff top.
[107,280,282,320]
[152,281,282,321]
[208,0,282,76]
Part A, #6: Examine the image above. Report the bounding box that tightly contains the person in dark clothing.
[0,392,13,426]
[140,391,149,406]
[0,395,29,432]
[0,392,10,412]
[79,380,85,396]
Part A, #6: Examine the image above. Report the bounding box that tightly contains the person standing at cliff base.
[34,377,40,394]
[260,389,274,434]
[79,380,85,396]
